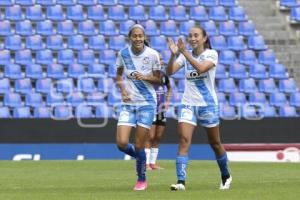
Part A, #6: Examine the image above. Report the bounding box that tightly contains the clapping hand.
[167,37,178,55]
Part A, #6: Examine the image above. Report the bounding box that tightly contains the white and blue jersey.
[175,49,219,127]
[116,46,161,129]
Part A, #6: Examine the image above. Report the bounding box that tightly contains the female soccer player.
[167,27,232,191]
[115,24,161,191]
[145,54,172,170]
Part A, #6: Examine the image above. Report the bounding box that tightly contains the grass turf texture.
[0,161,299,200]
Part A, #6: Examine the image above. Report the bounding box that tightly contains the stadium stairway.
[238,0,300,88]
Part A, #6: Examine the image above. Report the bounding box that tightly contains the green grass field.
[0,160,299,200]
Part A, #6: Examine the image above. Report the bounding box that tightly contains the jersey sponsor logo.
[127,70,139,79]
[186,71,207,80]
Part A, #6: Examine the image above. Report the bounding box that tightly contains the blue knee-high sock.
[217,153,230,177]
[118,143,136,158]
[176,155,189,182]
[136,149,146,182]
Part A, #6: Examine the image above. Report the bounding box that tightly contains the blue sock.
[217,153,230,177]
[176,155,188,182]
[136,149,146,182]
[118,143,136,158]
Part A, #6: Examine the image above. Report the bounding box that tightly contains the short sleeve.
[204,50,218,66]
[175,53,185,68]
[152,52,161,71]
[115,52,124,69]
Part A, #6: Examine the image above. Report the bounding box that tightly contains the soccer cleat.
[150,164,164,170]
[219,175,232,190]
[133,181,147,191]
[170,183,186,191]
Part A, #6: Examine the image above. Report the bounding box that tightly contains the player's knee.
[210,142,222,151]
[116,142,127,150]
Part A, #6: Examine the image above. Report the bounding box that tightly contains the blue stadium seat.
[108,64,117,78]
[36,20,54,35]
[210,35,227,51]
[36,78,52,94]
[5,5,23,21]
[220,0,238,7]
[239,78,257,93]
[75,106,94,118]
[78,0,97,5]
[170,5,188,21]
[47,5,65,21]
[269,63,288,79]
[241,105,258,119]
[239,49,257,65]
[79,78,97,93]
[46,92,65,105]
[217,92,227,105]
[249,92,266,105]
[119,0,136,6]
[78,50,95,65]
[179,0,197,6]
[258,50,276,65]
[16,0,34,5]
[262,105,277,117]
[219,50,236,65]
[239,21,257,36]
[67,92,85,106]
[218,78,236,93]
[78,20,96,36]
[58,49,74,64]
[47,63,66,79]
[229,63,247,79]
[5,35,22,50]
[99,50,116,65]
[180,20,196,36]
[227,36,246,51]
[68,63,85,78]
[99,20,118,36]
[279,106,297,117]
[200,0,218,7]
[215,64,228,79]
[25,93,43,107]
[190,5,208,21]
[280,0,299,8]
[88,64,106,77]
[259,78,278,93]
[16,20,33,36]
[54,106,73,119]
[108,92,122,106]
[36,50,53,65]
[129,5,147,21]
[15,49,32,65]
[0,0,13,6]
[34,107,52,118]
[139,0,157,6]
[88,35,106,50]
[279,78,298,93]
[36,0,55,5]
[26,5,44,21]
[0,78,11,94]
[4,64,23,79]
[67,5,85,21]
[229,6,248,21]
[229,92,246,106]
[26,64,43,79]
[160,50,171,64]
[26,35,43,50]
[57,20,75,36]
[56,78,74,93]
[144,20,159,36]
[149,5,168,21]
[120,20,135,35]
[109,35,126,51]
[150,36,168,51]
[159,0,176,6]
[290,92,300,107]
[108,5,126,21]
[0,50,11,65]
[15,78,32,94]
[0,107,11,118]
[249,63,268,79]
[4,92,22,107]
[248,35,268,50]
[0,20,11,36]
[87,5,106,21]
[219,20,237,36]
[95,104,113,118]
[270,92,287,107]
[220,104,237,119]
[98,77,114,93]
[13,107,31,118]
[47,35,64,50]
[68,35,84,50]
[57,0,76,5]
[98,0,116,5]
[160,20,177,36]
[201,20,218,36]
[209,6,228,21]
[86,92,105,104]
[290,7,300,22]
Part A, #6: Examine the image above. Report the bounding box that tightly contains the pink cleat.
[133,181,147,191]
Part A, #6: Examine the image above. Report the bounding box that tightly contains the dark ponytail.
[201,28,211,49]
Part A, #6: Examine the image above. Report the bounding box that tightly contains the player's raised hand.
[121,89,131,102]
[167,37,178,55]
[177,38,186,53]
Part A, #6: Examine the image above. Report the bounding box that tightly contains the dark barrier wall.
[0,118,299,143]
